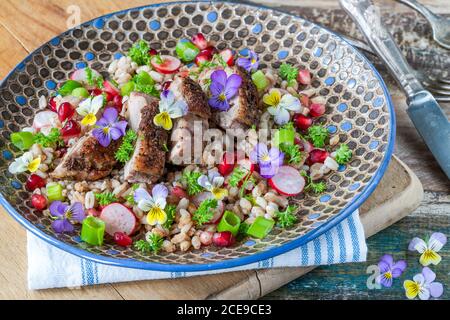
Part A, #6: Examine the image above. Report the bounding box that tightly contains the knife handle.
[339,0,423,98]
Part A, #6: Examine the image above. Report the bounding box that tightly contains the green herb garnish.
[301,171,327,194]
[134,82,160,98]
[95,192,117,206]
[335,144,352,165]
[181,171,203,196]
[124,184,140,205]
[279,143,304,165]
[163,204,176,229]
[275,205,298,228]
[85,67,104,88]
[134,234,164,254]
[229,166,255,197]
[115,130,138,163]
[128,40,151,66]
[307,125,329,148]
[193,199,218,227]
[236,222,251,241]
[279,63,299,82]
[33,128,65,148]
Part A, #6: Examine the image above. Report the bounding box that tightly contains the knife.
[340,0,450,179]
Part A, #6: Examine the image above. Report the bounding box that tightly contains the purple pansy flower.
[49,201,85,233]
[404,267,444,300]
[92,107,128,147]
[237,50,259,72]
[208,70,242,111]
[250,143,284,179]
[376,254,407,288]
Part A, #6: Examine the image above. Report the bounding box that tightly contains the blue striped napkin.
[27,210,366,290]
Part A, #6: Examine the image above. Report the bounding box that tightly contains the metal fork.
[340,34,450,102]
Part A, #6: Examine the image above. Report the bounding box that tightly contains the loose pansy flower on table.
[92,107,128,147]
[208,70,242,111]
[263,88,302,125]
[408,232,447,266]
[76,95,104,126]
[197,170,228,200]
[376,254,407,288]
[153,90,188,130]
[134,184,168,226]
[49,201,85,233]
[8,152,41,174]
[404,267,444,300]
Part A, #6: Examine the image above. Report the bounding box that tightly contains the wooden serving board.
[0,155,423,299]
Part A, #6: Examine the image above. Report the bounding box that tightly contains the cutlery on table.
[396,0,450,50]
[340,0,450,179]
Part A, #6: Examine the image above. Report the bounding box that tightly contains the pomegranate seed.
[104,91,115,102]
[90,88,103,96]
[219,49,234,66]
[294,114,313,131]
[57,102,75,122]
[298,69,312,85]
[87,208,100,217]
[114,232,132,247]
[299,94,310,108]
[112,95,123,112]
[192,33,208,50]
[48,97,57,112]
[213,232,235,247]
[162,81,172,91]
[218,152,236,176]
[309,103,325,117]
[61,120,81,137]
[148,48,158,56]
[200,231,213,246]
[202,46,218,56]
[195,51,213,66]
[26,174,46,191]
[171,186,188,199]
[306,149,329,166]
[31,194,47,210]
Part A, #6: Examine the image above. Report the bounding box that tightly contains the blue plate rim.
[0,0,395,272]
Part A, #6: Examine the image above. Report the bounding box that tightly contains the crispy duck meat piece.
[51,134,121,181]
[168,76,211,165]
[124,92,168,183]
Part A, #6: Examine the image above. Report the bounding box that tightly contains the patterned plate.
[0,1,394,271]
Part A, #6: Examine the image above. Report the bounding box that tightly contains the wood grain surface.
[0,0,448,300]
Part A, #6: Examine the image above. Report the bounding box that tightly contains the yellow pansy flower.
[134,184,168,226]
[153,91,188,131]
[76,95,104,126]
[8,152,41,174]
[198,170,228,201]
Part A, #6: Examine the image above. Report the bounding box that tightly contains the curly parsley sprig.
[163,204,177,229]
[115,130,137,163]
[307,125,329,148]
[95,192,117,206]
[33,128,65,148]
[279,143,304,165]
[181,171,203,196]
[275,205,298,228]
[134,234,164,254]
[301,171,327,194]
[193,199,218,227]
[127,40,151,66]
[229,166,255,197]
[279,63,299,83]
[335,143,352,165]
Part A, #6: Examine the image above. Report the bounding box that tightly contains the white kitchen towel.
[27,210,366,290]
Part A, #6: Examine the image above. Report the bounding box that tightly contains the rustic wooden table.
[0,0,448,300]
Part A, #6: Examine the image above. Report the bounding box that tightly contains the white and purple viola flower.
[134,184,168,226]
[376,254,407,288]
[92,107,128,147]
[208,70,242,111]
[250,143,284,179]
[198,170,228,200]
[153,90,188,131]
[404,267,444,300]
[49,201,85,233]
[237,50,259,73]
[408,232,447,266]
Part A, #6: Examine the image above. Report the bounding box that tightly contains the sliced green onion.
[71,87,90,98]
[217,211,241,237]
[175,40,200,63]
[121,81,135,97]
[247,216,275,239]
[10,131,34,150]
[46,182,64,202]
[81,216,105,246]
[251,70,269,91]
[58,80,82,96]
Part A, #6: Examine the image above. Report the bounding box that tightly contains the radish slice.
[268,166,305,197]
[32,111,61,131]
[210,201,225,224]
[191,191,215,207]
[219,49,234,66]
[103,80,120,96]
[70,68,101,83]
[100,203,137,236]
[151,55,181,74]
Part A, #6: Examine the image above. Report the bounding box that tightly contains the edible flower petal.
[153,90,188,130]
[404,267,444,300]
[8,152,41,174]
[237,50,259,73]
[250,143,284,179]
[197,170,228,200]
[77,95,104,126]
[208,70,242,111]
[92,107,128,147]
[134,184,168,226]
[408,233,447,266]
[264,89,301,125]
[375,254,407,288]
[49,201,85,233]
